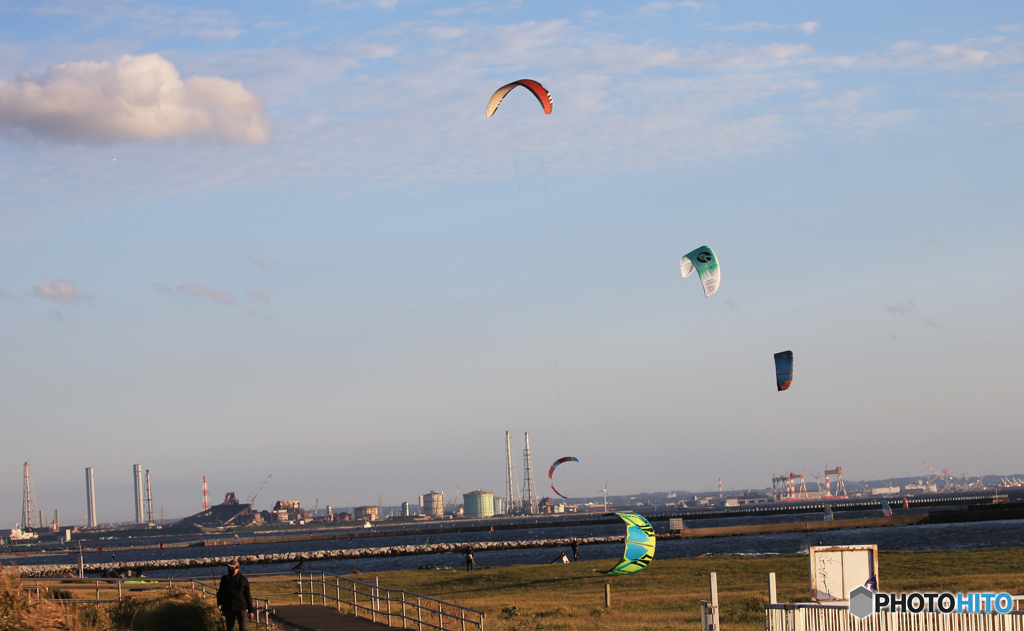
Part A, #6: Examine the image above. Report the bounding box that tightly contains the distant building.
[463,490,494,518]
[420,491,444,517]
[274,500,300,511]
[354,505,379,522]
[401,502,410,517]
[871,486,901,496]
[177,492,256,527]
[493,497,507,515]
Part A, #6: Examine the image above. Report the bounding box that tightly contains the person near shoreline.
[465,550,475,572]
[570,538,579,562]
[217,559,254,631]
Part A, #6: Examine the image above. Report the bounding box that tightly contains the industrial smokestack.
[133,465,144,524]
[85,468,96,527]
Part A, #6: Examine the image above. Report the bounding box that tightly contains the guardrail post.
[401,592,407,629]
[605,583,611,608]
[372,578,378,624]
[298,573,303,605]
[95,581,100,601]
[336,577,341,612]
[118,580,122,601]
[387,588,393,627]
[707,573,720,631]
[769,572,777,605]
[417,596,422,631]
[322,572,326,607]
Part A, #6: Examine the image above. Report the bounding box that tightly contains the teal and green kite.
[603,512,656,575]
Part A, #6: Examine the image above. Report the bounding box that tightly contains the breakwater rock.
[8,536,623,578]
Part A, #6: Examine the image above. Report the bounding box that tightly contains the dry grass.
[0,573,237,631]
[0,571,108,630]
[318,548,1024,631]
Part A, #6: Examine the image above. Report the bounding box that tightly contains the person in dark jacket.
[570,538,580,562]
[217,559,254,631]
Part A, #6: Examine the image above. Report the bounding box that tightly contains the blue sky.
[2,1,1023,526]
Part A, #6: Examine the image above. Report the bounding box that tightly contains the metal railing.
[764,601,1024,631]
[19,571,483,630]
[19,576,273,625]
[292,571,485,631]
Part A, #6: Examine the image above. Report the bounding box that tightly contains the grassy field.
[280,548,1024,631]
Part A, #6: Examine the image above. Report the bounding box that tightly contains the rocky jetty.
[8,535,623,578]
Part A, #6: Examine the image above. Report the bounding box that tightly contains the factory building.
[420,491,444,517]
[354,505,379,522]
[463,490,494,518]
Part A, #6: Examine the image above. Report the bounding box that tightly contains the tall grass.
[0,572,224,631]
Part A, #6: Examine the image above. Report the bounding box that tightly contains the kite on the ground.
[680,246,720,297]
[486,80,553,117]
[547,457,579,499]
[774,351,794,391]
[881,500,893,517]
[602,512,656,575]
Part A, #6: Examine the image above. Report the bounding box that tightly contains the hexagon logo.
[848,586,875,619]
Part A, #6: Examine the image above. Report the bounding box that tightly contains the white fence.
[764,603,1024,631]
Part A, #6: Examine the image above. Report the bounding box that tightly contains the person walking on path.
[570,538,580,562]
[465,550,475,572]
[217,559,254,631]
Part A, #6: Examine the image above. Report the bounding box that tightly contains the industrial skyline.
[3,1,1024,525]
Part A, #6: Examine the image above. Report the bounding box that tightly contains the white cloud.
[426,26,467,40]
[178,282,233,304]
[244,253,277,273]
[247,289,271,304]
[637,1,709,16]
[33,280,91,304]
[884,300,914,316]
[718,21,819,34]
[849,40,1021,71]
[0,53,272,144]
[996,24,1024,34]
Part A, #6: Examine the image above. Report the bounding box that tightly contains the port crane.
[923,463,953,491]
[247,474,272,511]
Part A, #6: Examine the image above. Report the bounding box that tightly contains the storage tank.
[421,491,444,517]
[401,502,410,517]
[493,496,507,515]
[463,490,495,518]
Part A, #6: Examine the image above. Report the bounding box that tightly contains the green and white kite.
[680,246,720,297]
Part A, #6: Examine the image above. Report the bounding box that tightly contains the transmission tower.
[522,432,538,515]
[505,432,522,514]
[22,463,38,529]
[144,470,155,525]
